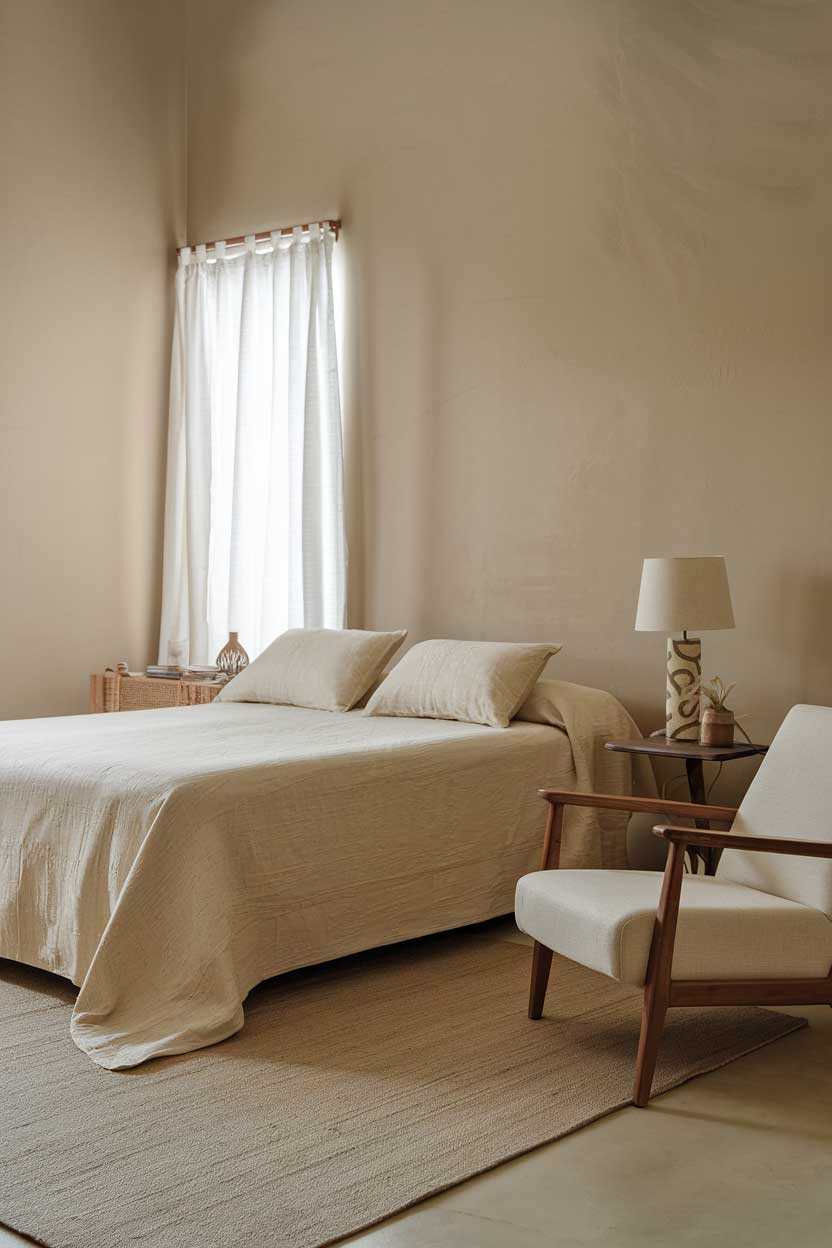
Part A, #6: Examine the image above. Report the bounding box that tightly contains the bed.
[0,681,649,1068]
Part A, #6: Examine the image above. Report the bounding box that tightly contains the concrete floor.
[2,919,830,1247]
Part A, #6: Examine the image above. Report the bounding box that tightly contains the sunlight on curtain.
[159,224,346,665]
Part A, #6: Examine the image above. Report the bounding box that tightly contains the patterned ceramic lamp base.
[666,636,701,741]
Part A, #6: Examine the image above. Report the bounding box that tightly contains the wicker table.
[89,672,223,713]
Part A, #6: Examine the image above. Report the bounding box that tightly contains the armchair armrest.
[538,789,737,824]
[653,825,832,860]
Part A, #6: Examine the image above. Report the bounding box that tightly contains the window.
[159,224,346,665]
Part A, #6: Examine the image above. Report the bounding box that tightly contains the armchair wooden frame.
[528,789,832,1108]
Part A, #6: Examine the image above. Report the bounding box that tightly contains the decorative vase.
[700,708,735,747]
[216,631,249,681]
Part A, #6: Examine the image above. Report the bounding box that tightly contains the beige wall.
[187,0,832,787]
[0,0,186,719]
[4,0,830,785]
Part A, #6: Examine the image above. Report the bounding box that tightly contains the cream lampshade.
[635,557,734,741]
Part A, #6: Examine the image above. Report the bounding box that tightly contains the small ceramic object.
[700,708,735,747]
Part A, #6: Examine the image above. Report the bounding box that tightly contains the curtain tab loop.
[244,234,256,253]
[270,229,280,250]
[214,240,226,260]
[309,222,321,242]
[180,246,192,266]
[195,243,207,263]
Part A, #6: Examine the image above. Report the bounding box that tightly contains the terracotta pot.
[700,708,734,747]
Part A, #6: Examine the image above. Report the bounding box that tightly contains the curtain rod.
[177,219,341,255]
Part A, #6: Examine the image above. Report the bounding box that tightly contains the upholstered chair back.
[719,705,832,916]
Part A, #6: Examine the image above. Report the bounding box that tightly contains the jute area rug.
[0,932,804,1248]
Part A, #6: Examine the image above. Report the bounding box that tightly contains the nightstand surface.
[605,737,768,762]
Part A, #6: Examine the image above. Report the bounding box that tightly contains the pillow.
[364,639,561,729]
[353,672,389,709]
[513,678,568,731]
[217,628,407,712]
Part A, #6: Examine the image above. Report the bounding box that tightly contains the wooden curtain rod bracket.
[177,219,341,255]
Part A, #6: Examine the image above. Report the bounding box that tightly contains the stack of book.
[145,664,224,682]
[145,665,182,681]
[182,665,222,683]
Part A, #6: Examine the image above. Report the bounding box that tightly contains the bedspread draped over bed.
[0,682,653,1068]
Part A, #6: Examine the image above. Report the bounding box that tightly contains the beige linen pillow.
[217,628,407,712]
[364,639,562,729]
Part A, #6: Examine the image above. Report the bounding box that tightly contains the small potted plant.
[700,676,736,747]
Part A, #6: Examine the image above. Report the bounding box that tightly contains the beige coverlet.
[0,684,651,1068]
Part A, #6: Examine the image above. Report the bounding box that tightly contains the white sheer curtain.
[159,224,346,666]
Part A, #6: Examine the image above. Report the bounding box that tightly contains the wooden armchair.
[515,705,832,1106]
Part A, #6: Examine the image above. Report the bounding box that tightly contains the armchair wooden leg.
[526,801,563,1021]
[528,941,553,1019]
[631,839,686,1107]
[633,988,668,1107]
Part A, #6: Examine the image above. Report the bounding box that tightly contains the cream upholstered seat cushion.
[515,870,832,987]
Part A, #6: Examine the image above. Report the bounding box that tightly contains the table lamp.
[635,556,735,741]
